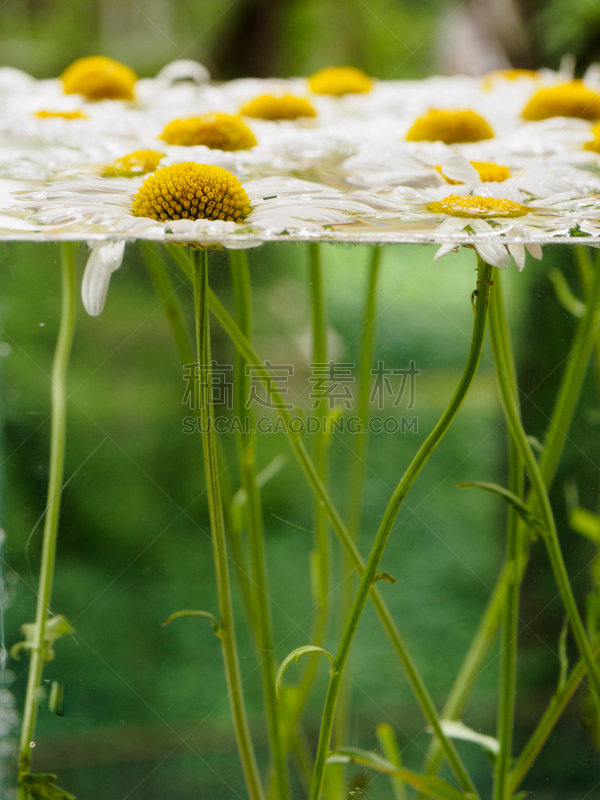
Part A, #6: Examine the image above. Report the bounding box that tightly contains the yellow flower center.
[34,109,88,120]
[240,94,317,120]
[482,68,538,90]
[308,66,371,96]
[160,113,257,150]
[428,195,530,218]
[584,135,600,154]
[406,110,494,144]
[102,149,165,178]
[522,80,600,121]
[436,161,511,184]
[61,56,137,101]
[132,163,251,223]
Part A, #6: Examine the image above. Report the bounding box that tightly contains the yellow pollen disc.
[160,113,257,150]
[436,161,511,184]
[240,94,317,120]
[522,80,600,121]
[61,56,137,102]
[584,135,600,154]
[427,195,530,219]
[308,66,371,96]
[102,149,165,178]
[132,162,251,223]
[406,109,494,144]
[34,109,88,120]
[482,68,538,90]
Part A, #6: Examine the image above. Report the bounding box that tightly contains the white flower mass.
[3,57,600,266]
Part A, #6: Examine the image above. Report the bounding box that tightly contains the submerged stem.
[229,250,289,800]
[18,243,77,795]
[307,257,493,800]
[335,247,381,755]
[192,249,265,800]
[207,284,470,789]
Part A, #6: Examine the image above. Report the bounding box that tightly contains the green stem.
[18,243,77,795]
[307,257,493,800]
[206,284,472,791]
[488,257,600,723]
[229,250,290,800]
[144,244,259,634]
[490,270,524,800]
[335,247,382,756]
[192,249,265,800]
[290,244,332,749]
[421,244,600,779]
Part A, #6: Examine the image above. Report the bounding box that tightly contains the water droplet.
[29,742,35,748]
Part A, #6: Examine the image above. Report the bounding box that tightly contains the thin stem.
[18,243,77,794]
[307,257,493,800]
[509,643,600,791]
[290,244,332,746]
[335,247,382,754]
[229,250,289,800]
[491,270,524,800]
[143,244,258,633]
[422,244,600,779]
[488,257,600,723]
[192,248,265,800]
[207,285,472,790]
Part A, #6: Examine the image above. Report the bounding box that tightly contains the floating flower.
[308,66,371,96]
[160,114,257,150]
[102,149,165,178]
[60,55,137,101]
[406,109,494,143]
[132,162,251,223]
[240,94,316,120]
[522,80,600,121]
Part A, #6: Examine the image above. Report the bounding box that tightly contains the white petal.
[508,243,526,271]
[525,242,543,260]
[82,242,125,317]
[440,155,479,184]
[434,243,459,260]
[474,242,510,268]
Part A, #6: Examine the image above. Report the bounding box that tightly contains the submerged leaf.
[429,720,500,756]
[327,748,474,800]
[162,610,221,637]
[11,615,74,662]
[276,645,337,698]
[20,773,75,800]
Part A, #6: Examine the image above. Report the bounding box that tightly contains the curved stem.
[335,247,382,755]
[207,284,472,791]
[421,244,600,778]
[307,257,493,800]
[488,258,600,723]
[18,243,77,795]
[229,250,289,800]
[490,270,524,800]
[192,249,265,800]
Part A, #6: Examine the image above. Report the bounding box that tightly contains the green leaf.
[276,646,337,698]
[48,682,64,716]
[11,615,74,662]
[162,610,221,637]
[20,773,75,800]
[569,506,600,543]
[558,616,569,690]
[457,482,544,535]
[373,572,396,585]
[327,748,474,800]
[548,268,586,318]
[429,720,499,756]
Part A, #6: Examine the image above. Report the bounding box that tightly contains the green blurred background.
[2,1,600,799]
